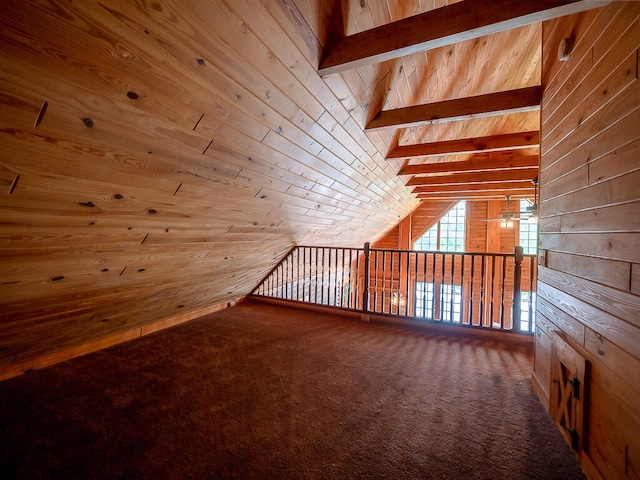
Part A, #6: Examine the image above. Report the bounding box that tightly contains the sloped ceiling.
[0,0,556,362]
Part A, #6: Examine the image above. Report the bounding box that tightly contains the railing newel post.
[513,245,524,333]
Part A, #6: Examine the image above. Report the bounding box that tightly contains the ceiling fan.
[486,178,539,227]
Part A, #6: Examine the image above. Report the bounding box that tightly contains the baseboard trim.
[531,373,550,410]
[0,298,242,382]
[249,296,534,347]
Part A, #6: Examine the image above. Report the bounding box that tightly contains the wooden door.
[551,332,589,457]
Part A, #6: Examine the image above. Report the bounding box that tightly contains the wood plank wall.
[0,0,420,379]
[534,3,640,479]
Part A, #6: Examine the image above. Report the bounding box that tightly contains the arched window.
[414,201,466,252]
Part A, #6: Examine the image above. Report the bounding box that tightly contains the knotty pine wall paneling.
[535,3,640,479]
[0,0,420,379]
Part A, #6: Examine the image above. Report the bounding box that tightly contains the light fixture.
[391,292,406,308]
[500,219,514,228]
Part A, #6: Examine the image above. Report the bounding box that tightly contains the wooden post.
[513,245,523,332]
[363,243,371,313]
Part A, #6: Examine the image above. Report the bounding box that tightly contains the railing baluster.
[460,254,466,325]
[416,252,420,317]
[422,253,427,318]
[450,253,456,322]
[333,248,340,306]
[479,255,486,327]
[500,255,507,330]
[404,252,411,315]
[469,255,475,326]
[489,255,496,328]
[440,252,446,321]
[351,248,355,309]
[381,251,387,313]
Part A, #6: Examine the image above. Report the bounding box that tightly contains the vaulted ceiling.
[0,0,609,368]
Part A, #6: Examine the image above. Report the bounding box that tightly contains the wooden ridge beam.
[318,0,610,76]
[388,131,539,159]
[366,86,541,131]
[407,168,539,187]
[398,154,539,176]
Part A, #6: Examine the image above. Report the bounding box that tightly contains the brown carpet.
[0,301,585,479]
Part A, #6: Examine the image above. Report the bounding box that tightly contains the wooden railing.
[251,244,536,334]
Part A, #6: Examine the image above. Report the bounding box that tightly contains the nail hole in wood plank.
[34,101,48,127]
[82,118,94,128]
[8,174,20,194]
[173,183,182,196]
[193,113,204,131]
[202,139,213,155]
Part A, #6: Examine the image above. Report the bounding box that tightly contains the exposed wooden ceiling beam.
[398,154,539,176]
[416,190,534,201]
[406,168,539,187]
[413,182,534,194]
[388,131,539,159]
[318,0,610,76]
[366,86,541,131]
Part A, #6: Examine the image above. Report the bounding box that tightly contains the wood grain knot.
[126,91,139,100]
[78,201,95,207]
[113,193,123,199]
[51,276,65,282]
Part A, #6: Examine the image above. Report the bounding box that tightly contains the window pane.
[415,282,434,318]
[439,201,466,252]
[415,225,437,251]
[441,284,462,322]
[519,199,538,255]
[520,291,536,331]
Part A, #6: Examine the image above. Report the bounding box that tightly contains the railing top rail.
[292,245,536,259]
[369,248,536,258]
[293,245,365,251]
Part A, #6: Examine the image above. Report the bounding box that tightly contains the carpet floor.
[0,300,585,479]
